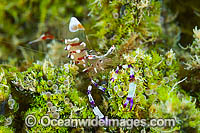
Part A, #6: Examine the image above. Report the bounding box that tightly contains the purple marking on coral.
[128,64,132,68]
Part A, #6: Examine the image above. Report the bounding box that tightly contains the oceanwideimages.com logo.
[25,114,176,129]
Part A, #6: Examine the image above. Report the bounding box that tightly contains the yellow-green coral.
[88,0,161,49]
[14,61,94,132]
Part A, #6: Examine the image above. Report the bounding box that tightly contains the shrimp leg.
[87,85,104,119]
